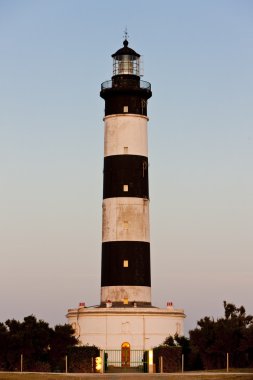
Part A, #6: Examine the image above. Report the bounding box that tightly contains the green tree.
[153,336,182,373]
[5,318,23,370]
[4,315,51,371]
[163,335,177,346]
[49,324,78,371]
[174,334,195,370]
[21,315,51,370]
[1,315,79,372]
[0,323,8,370]
[189,301,253,370]
[68,345,99,373]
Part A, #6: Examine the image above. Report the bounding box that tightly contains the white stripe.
[104,114,148,157]
[101,286,151,304]
[102,197,150,242]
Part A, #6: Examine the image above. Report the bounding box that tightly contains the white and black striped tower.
[100,39,152,307]
[67,39,185,347]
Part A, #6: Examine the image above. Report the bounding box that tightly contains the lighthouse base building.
[67,304,185,351]
[67,39,185,357]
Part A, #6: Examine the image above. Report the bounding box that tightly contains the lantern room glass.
[113,54,140,76]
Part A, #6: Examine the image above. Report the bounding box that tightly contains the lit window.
[123,106,128,113]
[123,260,128,267]
[123,184,128,192]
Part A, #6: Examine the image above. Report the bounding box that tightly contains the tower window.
[123,106,128,113]
[123,221,128,230]
[124,146,128,154]
[123,184,128,192]
[123,260,128,267]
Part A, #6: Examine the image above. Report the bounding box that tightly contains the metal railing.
[101,80,151,91]
[104,349,148,373]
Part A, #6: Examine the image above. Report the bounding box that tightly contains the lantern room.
[112,39,141,76]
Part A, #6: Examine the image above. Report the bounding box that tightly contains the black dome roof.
[112,40,140,58]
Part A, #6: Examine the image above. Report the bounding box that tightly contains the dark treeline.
[158,301,253,371]
[1,301,252,372]
[0,315,98,372]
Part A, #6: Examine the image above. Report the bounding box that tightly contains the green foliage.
[0,315,85,372]
[189,301,253,370]
[154,334,196,372]
[153,345,182,372]
[155,301,253,371]
[152,334,183,372]
[163,335,177,346]
[49,324,78,372]
[1,301,252,373]
[67,345,99,373]
[0,323,8,370]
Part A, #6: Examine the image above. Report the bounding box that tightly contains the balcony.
[101,79,151,92]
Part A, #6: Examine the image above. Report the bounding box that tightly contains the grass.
[1,372,253,380]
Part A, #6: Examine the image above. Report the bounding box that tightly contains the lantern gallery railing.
[101,80,151,92]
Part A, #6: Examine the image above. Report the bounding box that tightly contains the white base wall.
[67,306,185,350]
[101,285,151,304]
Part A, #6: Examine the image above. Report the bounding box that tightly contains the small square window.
[123,106,128,113]
[123,184,128,192]
[124,146,128,154]
[123,260,128,267]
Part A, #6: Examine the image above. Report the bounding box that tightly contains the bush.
[68,345,100,373]
[153,346,182,372]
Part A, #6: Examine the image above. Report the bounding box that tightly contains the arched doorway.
[121,342,130,367]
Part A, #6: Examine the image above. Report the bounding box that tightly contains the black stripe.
[101,241,151,287]
[102,93,149,116]
[103,155,149,199]
[100,76,151,117]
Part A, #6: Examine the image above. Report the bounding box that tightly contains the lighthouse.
[67,39,185,353]
[100,39,152,306]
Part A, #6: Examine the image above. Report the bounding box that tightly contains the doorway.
[121,342,130,367]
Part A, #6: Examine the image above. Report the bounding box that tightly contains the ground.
[1,372,253,380]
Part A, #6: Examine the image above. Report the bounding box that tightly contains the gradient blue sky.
[0,0,252,335]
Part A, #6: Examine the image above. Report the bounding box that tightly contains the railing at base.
[104,350,148,373]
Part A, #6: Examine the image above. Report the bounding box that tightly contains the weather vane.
[123,27,129,41]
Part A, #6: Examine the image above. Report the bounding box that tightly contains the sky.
[0,0,252,336]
